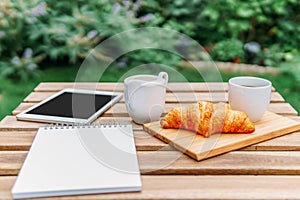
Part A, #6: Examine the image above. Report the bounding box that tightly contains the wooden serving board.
[143,111,300,161]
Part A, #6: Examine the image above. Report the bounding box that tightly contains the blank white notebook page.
[12,124,141,199]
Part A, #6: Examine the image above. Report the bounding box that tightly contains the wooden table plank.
[0,130,173,151]
[288,116,300,122]
[12,103,35,115]
[34,82,276,92]
[253,130,300,150]
[139,151,300,175]
[3,108,298,131]
[1,175,300,200]
[166,92,284,103]
[267,103,298,115]
[1,82,299,200]
[12,102,298,116]
[0,131,35,151]
[23,91,285,103]
[34,82,230,92]
[34,82,125,92]
[1,129,300,151]
[1,115,300,151]
[2,150,300,176]
[0,116,142,131]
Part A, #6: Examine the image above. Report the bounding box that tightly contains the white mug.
[228,76,272,122]
[124,72,168,124]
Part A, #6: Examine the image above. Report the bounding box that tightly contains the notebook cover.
[12,124,141,199]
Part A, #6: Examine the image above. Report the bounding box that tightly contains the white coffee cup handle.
[158,72,168,85]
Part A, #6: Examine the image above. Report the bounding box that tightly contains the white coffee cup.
[228,76,272,122]
[124,72,168,124]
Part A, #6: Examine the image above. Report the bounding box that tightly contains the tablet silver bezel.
[16,88,123,124]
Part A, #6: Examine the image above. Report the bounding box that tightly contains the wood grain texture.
[12,103,35,116]
[1,150,300,176]
[34,82,276,92]
[12,102,298,116]
[23,91,285,103]
[0,151,26,175]
[288,116,300,122]
[0,116,142,131]
[1,128,300,151]
[253,130,300,150]
[266,103,298,115]
[0,130,173,151]
[4,111,297,132]
[0,131,35,150]
[34,82,229,92]
[165,92,284,103]
[144,112,300,161]
[1,175,300,200]
[1,82,299,200]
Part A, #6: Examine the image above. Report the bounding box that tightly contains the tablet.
[16,89,123,124]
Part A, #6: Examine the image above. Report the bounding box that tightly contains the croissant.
[160,101,255,137]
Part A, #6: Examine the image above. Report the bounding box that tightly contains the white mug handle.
[158,72,168,85]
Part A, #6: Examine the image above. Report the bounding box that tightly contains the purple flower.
[0,31,5,39]
[27,63,38,71]
[112,3,121,14]
[23,48,33,58]
[122,0,131,9]
[30,2,47,17]
[117,61,127,68]
[139,13,154,22]
[87,30,98,39]
[117,58,127,68]
[11,56,21,65]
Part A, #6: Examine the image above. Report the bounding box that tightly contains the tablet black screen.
[27,92,116,119]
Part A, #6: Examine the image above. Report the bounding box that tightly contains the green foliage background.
[1,0,300,80]
[1,0,300,119]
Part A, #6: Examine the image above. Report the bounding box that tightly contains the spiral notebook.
[12,124,142,199]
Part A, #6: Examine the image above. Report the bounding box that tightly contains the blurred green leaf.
[237,6,255,18]
[0,0,300,83]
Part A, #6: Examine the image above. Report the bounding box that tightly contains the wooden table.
[1,82,300,199]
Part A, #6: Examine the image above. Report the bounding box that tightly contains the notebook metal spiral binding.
[44,122,127,130]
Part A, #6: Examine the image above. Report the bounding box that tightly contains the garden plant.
[0,0,300,119]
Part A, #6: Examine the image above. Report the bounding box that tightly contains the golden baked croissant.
[160,101,255,137]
